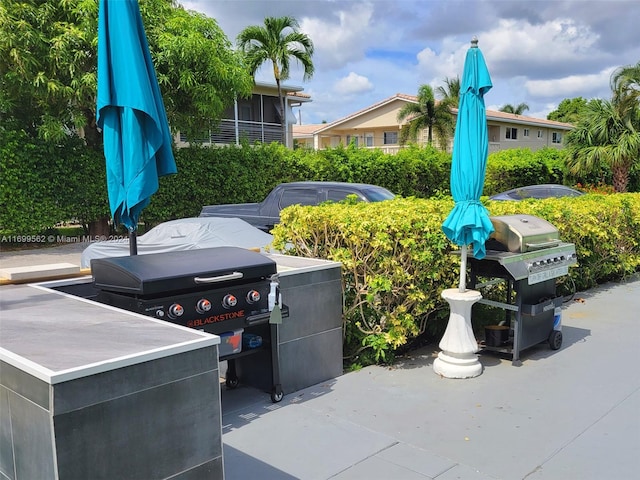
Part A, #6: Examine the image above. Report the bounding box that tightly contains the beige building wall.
[293,94,572,154]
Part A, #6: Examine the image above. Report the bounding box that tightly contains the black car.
[489,184,584,201]
[200,182,395,232]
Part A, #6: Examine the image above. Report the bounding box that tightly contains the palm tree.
[237,16,314,143]
[397,84,454,148]
[499,103,529,115]
[436,76,461,108]
[612,61,640,120]
[565,64,640,193]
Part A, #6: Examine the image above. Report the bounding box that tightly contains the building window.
[506,127,518,140]
[346,135,359,147]
[239,105,252,121]
[537,130,543,138]
[552,132,562,144]
[365,132,374,147]
[523,128,530,137]
[383,131,398,145]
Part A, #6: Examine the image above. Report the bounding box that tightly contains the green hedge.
[0,127,108,235]
[143,141,291,224]
[3,129,639,236]
[271,193,640,366]
[484,148,565,195]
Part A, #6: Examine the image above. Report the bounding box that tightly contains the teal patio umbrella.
[97,0,177,254]
[442,37,494,292]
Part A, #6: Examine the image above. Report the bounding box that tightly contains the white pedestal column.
[433,289,483,378]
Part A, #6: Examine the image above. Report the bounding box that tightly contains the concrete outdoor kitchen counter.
[0,252,344,480]
[0,281,224,480]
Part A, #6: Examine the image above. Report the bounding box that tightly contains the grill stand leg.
[225,359,239,389]
[433,289,483,379]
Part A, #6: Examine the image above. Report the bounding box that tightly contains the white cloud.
[300,2,375,69]
[182,0,640,125]
[525,67,617,99]
[479,18,602,80]
[333,72,374,95]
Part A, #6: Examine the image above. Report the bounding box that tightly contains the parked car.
[81,217,273,268]
[489,184,584,201]
[200,181,396,232]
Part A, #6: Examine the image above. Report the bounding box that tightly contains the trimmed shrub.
[271,197,459,365]
[484,148,564,195]
[271,193,640,366]
[0,127,108,235]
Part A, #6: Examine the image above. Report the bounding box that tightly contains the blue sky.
[182,0,640,124]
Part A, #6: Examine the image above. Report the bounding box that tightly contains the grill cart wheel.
[548,330,563,350]
[271,385,284,403]
[225,377,239,389]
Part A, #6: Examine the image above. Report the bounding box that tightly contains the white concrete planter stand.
[433,288,483,378]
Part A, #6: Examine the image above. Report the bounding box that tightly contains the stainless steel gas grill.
[90,246,288,401]
[467,214,577,364]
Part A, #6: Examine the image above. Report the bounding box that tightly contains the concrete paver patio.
[2,245,638,479]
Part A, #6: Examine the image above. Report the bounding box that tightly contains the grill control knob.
[168,303,184,319]
[222,294,238,309]
[246,290,261,304]
[196,298,212,314]
[156,310,165,318]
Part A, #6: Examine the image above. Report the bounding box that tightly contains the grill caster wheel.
[271,385,284,403]
[549,330,563,350]
[225,377,239,389]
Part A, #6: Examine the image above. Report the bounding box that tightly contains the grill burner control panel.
[142,281,269,325]
[526,250,578,285]
[95,278,273,334]
[163,289,261,319]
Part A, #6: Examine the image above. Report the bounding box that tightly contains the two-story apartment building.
[176,81,311,149]
[293,93,573,153]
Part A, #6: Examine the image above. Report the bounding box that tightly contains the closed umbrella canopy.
[97,0,176,233]
[442,37,494,290]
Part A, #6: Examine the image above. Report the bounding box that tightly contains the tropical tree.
[0,0,252,147]
[237,16,314,140]
[435,76,461,108]
[397,84,454,148]
[565,63,640,193]
[0,0,252,234]
[612,61,640,117]
[547,97,589,124]
[499,102,529,115]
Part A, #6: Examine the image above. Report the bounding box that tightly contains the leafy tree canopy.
[547,97,589,124]
[0,0,253,146]
[565,63,640,193]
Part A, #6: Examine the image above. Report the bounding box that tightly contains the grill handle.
[194,272,244,283]
[525,239,560,250]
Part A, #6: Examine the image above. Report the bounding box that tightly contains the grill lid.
[91,246,276,296]
[489,214,560,253]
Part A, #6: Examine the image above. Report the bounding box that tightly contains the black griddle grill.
[91,246,287,402]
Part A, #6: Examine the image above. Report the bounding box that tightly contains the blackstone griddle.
[91,246,288,402]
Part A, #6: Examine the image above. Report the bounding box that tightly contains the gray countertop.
[0,281,219,384]
[0,254,340,385]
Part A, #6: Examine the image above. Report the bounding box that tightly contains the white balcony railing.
[179,119,284,145]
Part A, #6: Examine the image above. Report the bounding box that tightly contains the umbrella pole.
[459,244,467,292]
[129,228,138,256]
